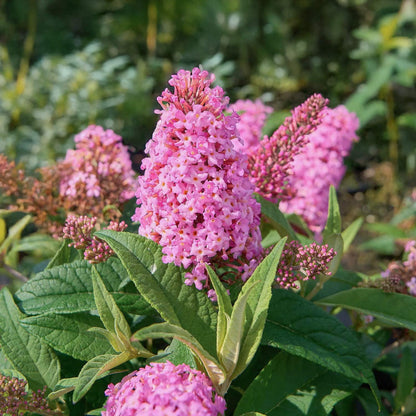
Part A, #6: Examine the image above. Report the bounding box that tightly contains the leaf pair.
[97,230,287,397]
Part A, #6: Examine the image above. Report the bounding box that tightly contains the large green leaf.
[91,266,131,339]
[262,289,380,405]
[134,322,225,390]
[233,239,286,380]
[0,288,60,390]
[96,230,217,356]
[20,312,114,361]
[341,217,363,253]
[12,233,60,256]
[73,352,131,403]
[322,186,341,240]
[394,347,414,412]
[235,352,360,416]
[46,239,79,269]
[317,288,416,331]
[306,268,363,301]
[154,338,197,368]
[15,258,151,316]
[206,266,232,354]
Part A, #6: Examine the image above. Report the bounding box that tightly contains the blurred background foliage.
[1,0,414,169]
[0,0,415,252]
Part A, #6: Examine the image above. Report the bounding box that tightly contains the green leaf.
[134,322,225,390]
[48,377,77,400]
[92,266,131,339]
[0,368,28,382]
[356,388,390,416]
[306,268,363,301]
[46,239,79,269]
[0,288,60,390]
[263,289,380,406]
[395,347,414,412]
[0,214,31,254]
[240,413,267,416]
[0,217,6,244]
[96,230,217,356]
[317,288,416,332]
[20,312,114,361]
[232,239,286,380]
[15,258,151,316]
[12,234,60,256]
[73,352,131,403]
[324,233,344,276]
[235,352,360,416]
[255,194,297,240]
[219,281,257,375]
[206,265,232,354]
[154,338,197,368]
[322,186,341,240]
[341,217,363,253]
[359,235,398,255]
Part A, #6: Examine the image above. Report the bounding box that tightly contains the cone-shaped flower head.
[102,361,226,416]
[60,125,136,204]
[280,105,359,234]
[247,94,328,202]
[133,68,262,289]
[228,99,272,152]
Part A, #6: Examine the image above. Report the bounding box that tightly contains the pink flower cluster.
[102,361,226,416]
[247,94,328,201]
[280,106,359,234]
[228,99,272,152]
[133,68,262,290]
[60,125,135,202]
[62,215,127,263]
[276,240,336,289]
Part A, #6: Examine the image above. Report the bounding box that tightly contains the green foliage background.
[1,0,415,177]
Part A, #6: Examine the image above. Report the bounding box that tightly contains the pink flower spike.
[246,94,328,202]
[133,68,263,291]
[280,105,359,235]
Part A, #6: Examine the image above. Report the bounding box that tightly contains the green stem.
[2,264,29,282]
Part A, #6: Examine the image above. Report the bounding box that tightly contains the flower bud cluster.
[247,94,328,201]
[275,240,336,288]
[228,99,272,152]
[280,105,359,234]
[133,68,262,290]
[0,374,61,416]
[377,240,416,296]
[103,361,226,416]
[62,215,127,263]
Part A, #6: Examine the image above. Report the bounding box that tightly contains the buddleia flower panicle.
[247,94,328,202]
[280,105,359,235]
[102,361,226,416]
[0,374,63,416]
[275,240,336,289]
[228,99,273,152]
[133,67,262,291]
[60,125,136,210]
[63,215,127,263]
